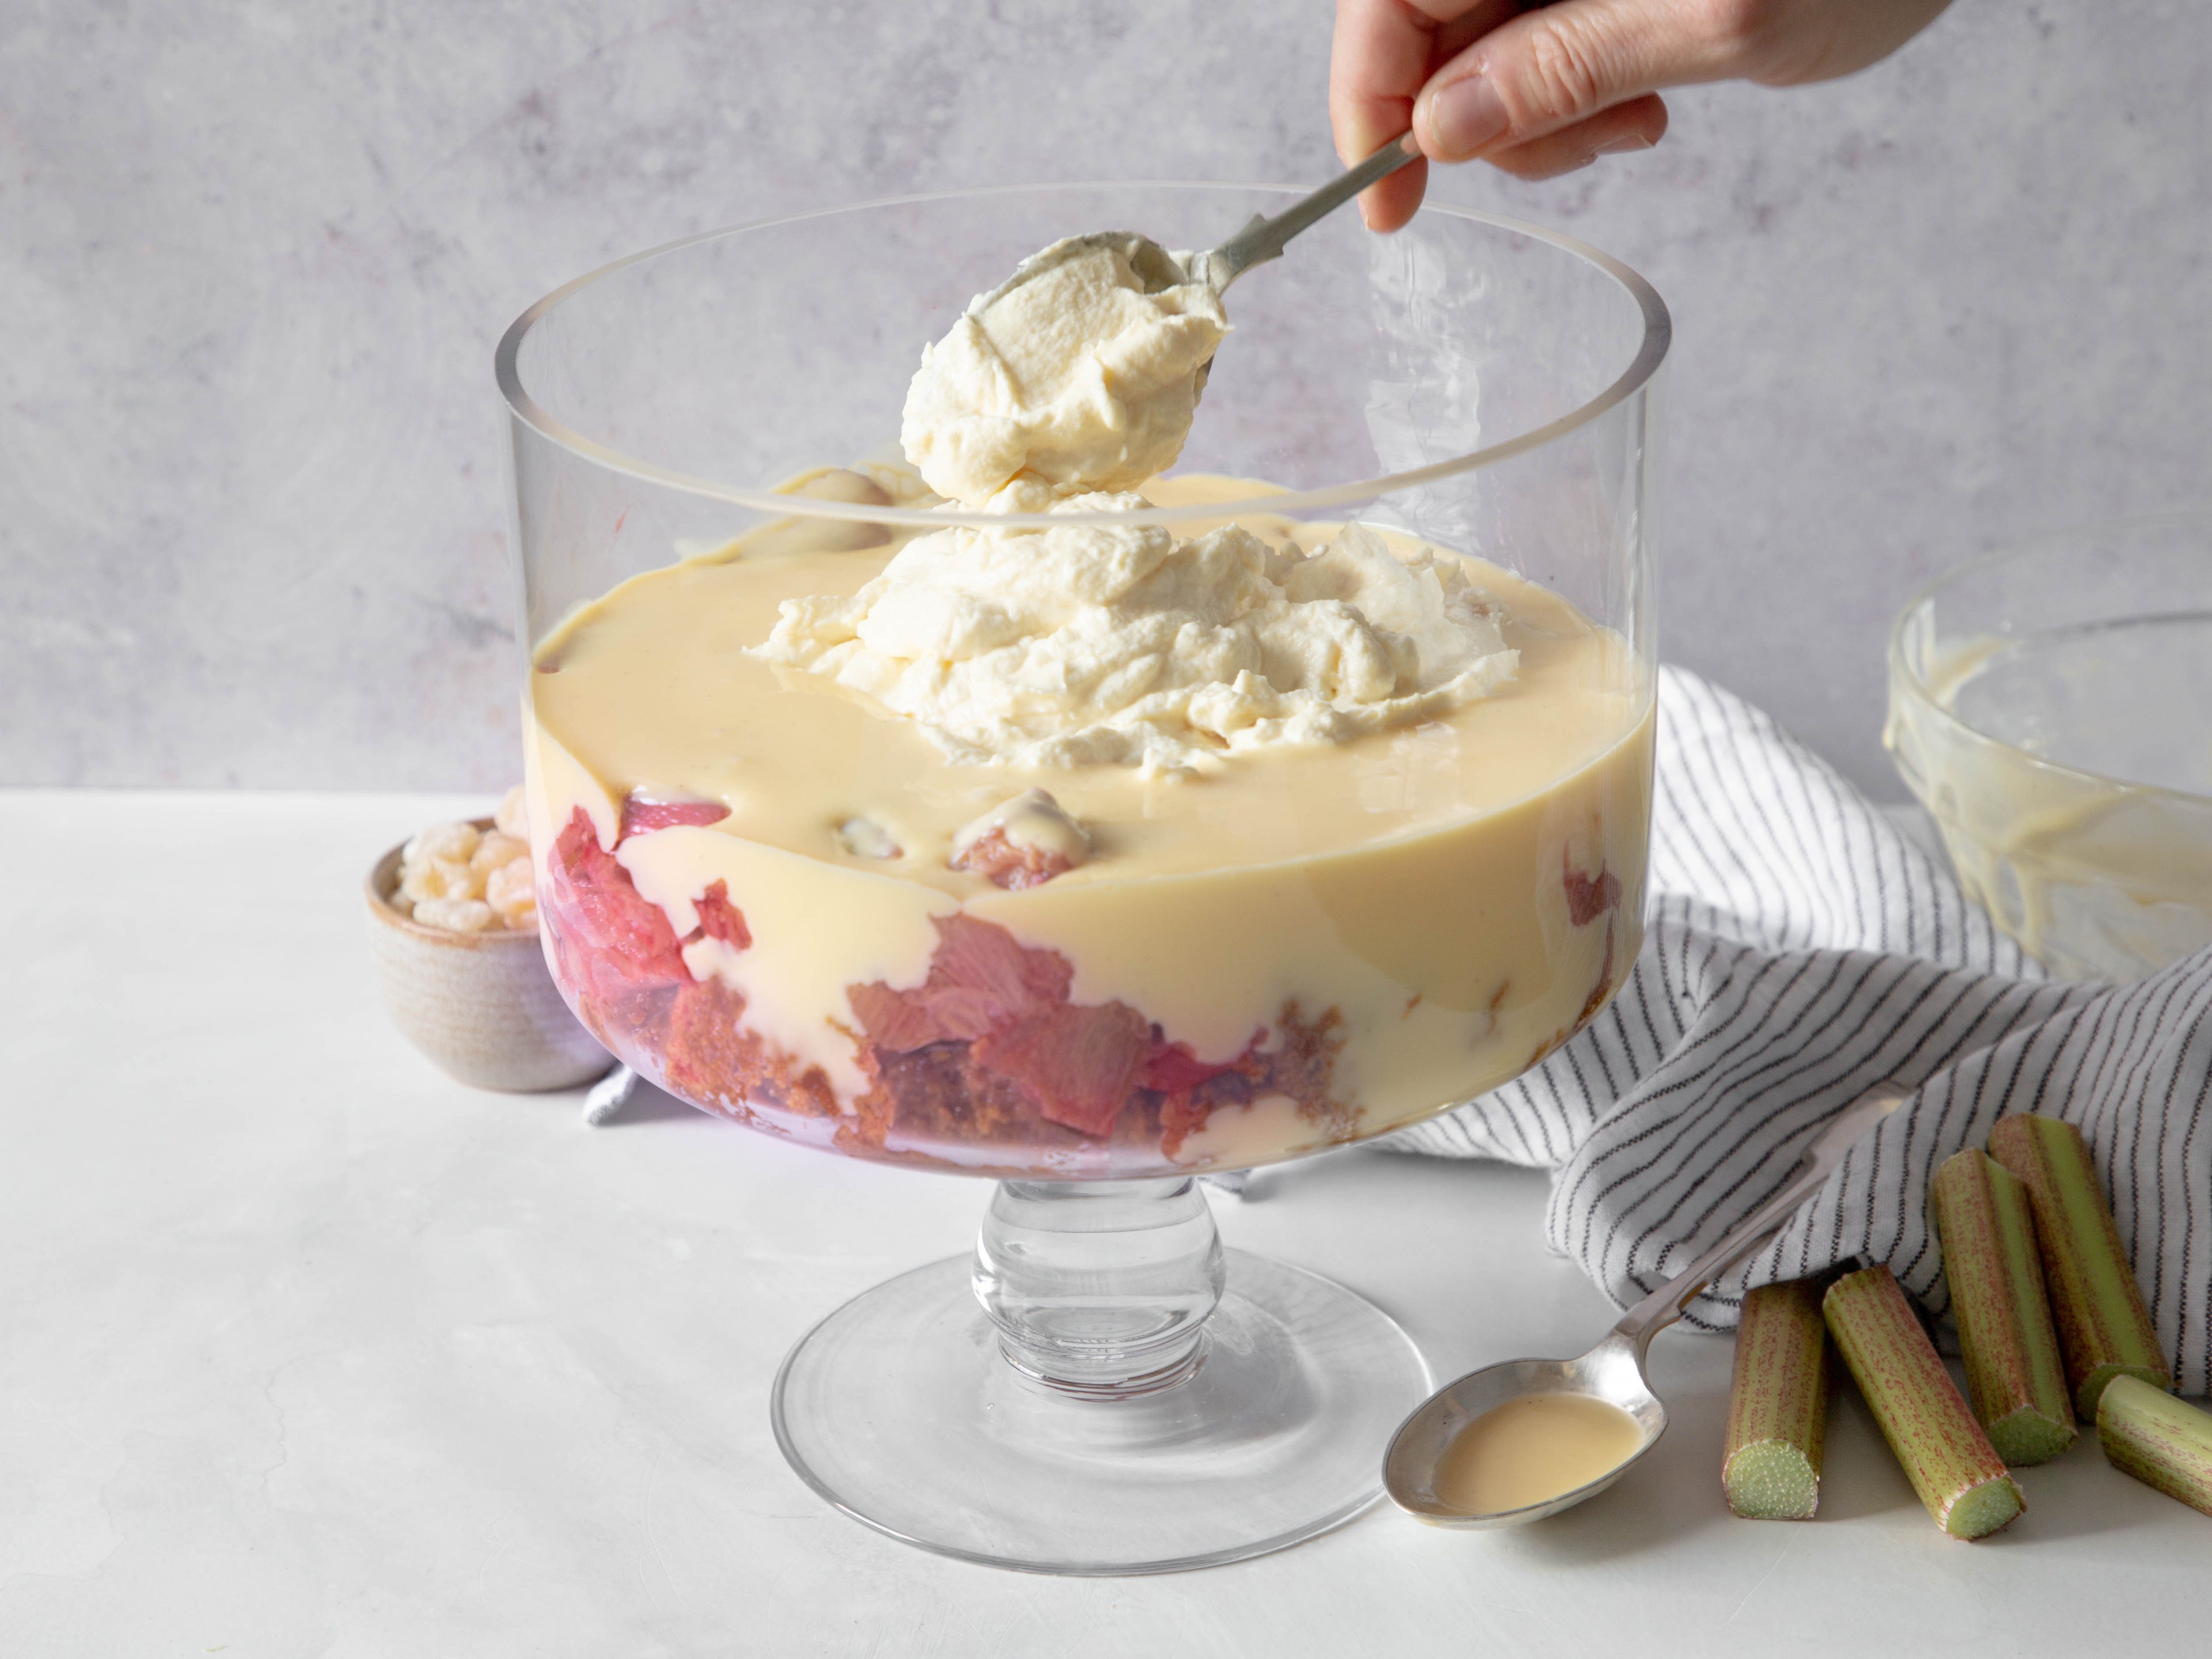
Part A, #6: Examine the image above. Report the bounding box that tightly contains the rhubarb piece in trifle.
[522,232,1652,1178]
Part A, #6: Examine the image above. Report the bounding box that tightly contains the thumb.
[1413,0,1726,161]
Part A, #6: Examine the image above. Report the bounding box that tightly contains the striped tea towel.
[1384,666,2212,1393]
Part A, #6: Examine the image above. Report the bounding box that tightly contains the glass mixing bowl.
[498,184,1666,1573]
[1887,513,2212,982]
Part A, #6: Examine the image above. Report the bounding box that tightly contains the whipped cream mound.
[899,234,1226,506]
[753,500,1518,777]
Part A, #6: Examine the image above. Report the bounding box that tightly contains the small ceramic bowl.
[365,820,615,1092]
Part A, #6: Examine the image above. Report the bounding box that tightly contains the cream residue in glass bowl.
[1885,514,2212,981]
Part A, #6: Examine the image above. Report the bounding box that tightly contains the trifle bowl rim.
[494,179,1672,533]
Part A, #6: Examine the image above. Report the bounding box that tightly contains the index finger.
[1330,0,1525,229]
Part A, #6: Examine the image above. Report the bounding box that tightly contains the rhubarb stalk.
[1986,1114,2170,1418]
[1929,1150,2076,1464]
[1823,1266,2025,1539]
[2097,1374,2212,1517]
[1723,1279,1830,1519]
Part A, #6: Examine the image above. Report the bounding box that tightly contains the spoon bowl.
[1384,1085,1908,1527]
[1384,1336,1665,1528]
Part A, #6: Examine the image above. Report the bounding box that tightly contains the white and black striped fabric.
[1385,666,2212,1393]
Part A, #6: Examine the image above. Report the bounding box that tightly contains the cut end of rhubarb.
[1941,1472,2027,1540]
[1984,1405,2077,1468]
[1724,1442,1820,1521]
[1723,1278,1830,1522]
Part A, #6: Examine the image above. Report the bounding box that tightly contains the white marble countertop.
[2,790,2202,1656]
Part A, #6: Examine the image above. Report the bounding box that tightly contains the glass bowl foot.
[771,1248,1430,1575]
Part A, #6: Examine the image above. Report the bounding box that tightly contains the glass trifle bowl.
[497,184,1666,1573]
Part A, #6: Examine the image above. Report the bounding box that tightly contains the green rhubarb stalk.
[1929,1149,2077,1464]
[1823,1266,2025,1539]
[2097,1373,2212,1518]
[1723,1279,1831,1519]
[1986,1113,2171,1418]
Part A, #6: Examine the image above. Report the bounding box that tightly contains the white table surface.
[2,789,2203,1657]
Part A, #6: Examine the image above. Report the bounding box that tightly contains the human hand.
[1331,0,1954,229]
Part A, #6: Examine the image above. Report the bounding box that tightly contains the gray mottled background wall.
[5,0,2206,794]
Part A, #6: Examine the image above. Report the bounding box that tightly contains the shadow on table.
[1999,1422,2171,1546]
[1813,1385,1922,1524]
[593,1077,701,1126]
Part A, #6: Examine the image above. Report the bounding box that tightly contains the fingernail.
[1421,74,1510,161]
[1595,134,1654,156]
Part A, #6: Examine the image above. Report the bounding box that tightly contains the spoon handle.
[1201,133,1421,290]
[1609,1084,1910,1358]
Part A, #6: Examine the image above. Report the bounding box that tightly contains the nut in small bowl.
[366,817,615,1092]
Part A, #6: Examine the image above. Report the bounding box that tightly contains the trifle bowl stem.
[771,1177,1431,1573]
[979,1177,1225,1395]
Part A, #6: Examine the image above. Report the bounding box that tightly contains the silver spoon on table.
[1384,1083,1909,1528]
[980,132,1421,306]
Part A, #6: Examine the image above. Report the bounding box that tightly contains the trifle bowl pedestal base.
[770,1178,1431,1575]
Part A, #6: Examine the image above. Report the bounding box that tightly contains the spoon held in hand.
[980,132,1421,309]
